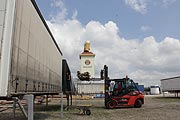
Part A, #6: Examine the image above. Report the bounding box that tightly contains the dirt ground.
[1,94,180,120]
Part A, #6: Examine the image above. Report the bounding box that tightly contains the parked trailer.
[161,76,180,95]
[62,59,76,107]
[0,0,63,97]
[62,59,76,94]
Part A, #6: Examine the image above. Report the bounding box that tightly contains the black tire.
[86,109,91,115]
[107,100,117,109]
[134,99,142,108]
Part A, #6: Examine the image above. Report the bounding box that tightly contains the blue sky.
[36,0,180,86]
[36,0,180,41]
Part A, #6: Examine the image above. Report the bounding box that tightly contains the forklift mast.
[102,65,109,106]
[102,65,114,106]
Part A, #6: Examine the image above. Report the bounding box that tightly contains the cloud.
[124,0,148,14]
[124,0,177,14]
[162,0,177,7]
[50,0,67,21]
[72,10,78,20]
[141,25,152,32]
[47,1,180,87]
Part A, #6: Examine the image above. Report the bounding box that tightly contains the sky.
[36,0,180,87]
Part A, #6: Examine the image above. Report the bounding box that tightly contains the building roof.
[79,51,95,59]
[161,76,180,81]
[80,51,95,56]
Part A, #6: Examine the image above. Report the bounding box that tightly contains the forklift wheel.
[134,99,142,108]
[86,109,91,115]
[107,100,117,109]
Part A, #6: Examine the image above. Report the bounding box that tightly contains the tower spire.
[84,40,90,52]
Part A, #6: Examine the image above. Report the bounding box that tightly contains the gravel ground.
[1,94,180,120]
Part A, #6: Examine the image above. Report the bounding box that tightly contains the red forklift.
[101,65,144,109]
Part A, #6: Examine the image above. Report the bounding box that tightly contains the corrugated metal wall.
[9,0,62,95]
[77,83,104,94]
[0,0,16,96]
[0,0,6,55]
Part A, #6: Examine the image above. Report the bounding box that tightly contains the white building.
[150,85,160,95]
[77,80,104,94]
[76,41,105,94]
[79,41,95,78]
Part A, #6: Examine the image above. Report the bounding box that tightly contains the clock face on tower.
[85,60,91,65]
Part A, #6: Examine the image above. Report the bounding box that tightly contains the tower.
[79,41,95,78]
